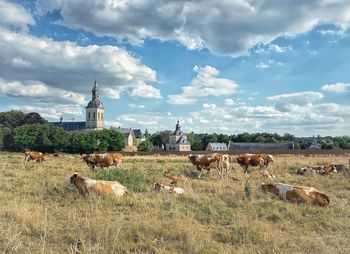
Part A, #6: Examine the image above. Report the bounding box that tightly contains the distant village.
[50,81,334,152]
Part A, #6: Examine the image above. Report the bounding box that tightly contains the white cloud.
[256,62,269,69]
[225,98,234,106]
[129,82,161,98]
[0,28,158,99]
[167,65,238,104]
[267,91,324,106]
[0,1,34,31]
[0,79,86,105]
[36,0,350,56]
[321,82,350,93]
[128,103,145,109]
[318,29,345,37]
[203,103,216,109]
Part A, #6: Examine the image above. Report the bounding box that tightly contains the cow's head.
[297,167,315,175]
[267,154,273,163]
[261,183,279,196]
[70,173,79,184]
[152,182,163,191]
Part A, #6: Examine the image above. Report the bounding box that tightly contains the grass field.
[0,152,350,254]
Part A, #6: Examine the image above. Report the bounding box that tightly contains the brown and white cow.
[110,152,123,169]
[70,173,128,197]
[261,183,330,207]
[152,182,185,195]
[188,153,223,178]
[297,165,337,175]
[235,153,273,174]
[24,151,45,164]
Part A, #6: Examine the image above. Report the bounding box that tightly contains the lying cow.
[261,183,330,207]
[235,153,273,174]
[24,151,45,164]
[297,165,337,175]
[70,173,128,197]
[188,153,223,178]
[152,182,185,195]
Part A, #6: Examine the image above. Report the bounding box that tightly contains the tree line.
[0,110,125,153]
[1,110,350,153]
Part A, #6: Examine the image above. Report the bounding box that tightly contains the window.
[88,112,90,120]
[93,112,95,120]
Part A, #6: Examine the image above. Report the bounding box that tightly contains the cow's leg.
[196,166,202,178]
[24,156,30,164]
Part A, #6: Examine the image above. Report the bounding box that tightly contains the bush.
[137,140,153,152]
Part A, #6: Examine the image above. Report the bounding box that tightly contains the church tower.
[85,80,104,129]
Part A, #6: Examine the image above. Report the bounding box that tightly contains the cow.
[24,151,45,164]
[70,173,127,197]
[235,153,273,174]
[222,154,232,177]
[53,153,59,157]
[261,183,330,207]
[297,165,337,175]
[81,154,95,169]
[110,152,123,169]
[152,182,185,195]
[163,170,186,185]
[188,153,223,178]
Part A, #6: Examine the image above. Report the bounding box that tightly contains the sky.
[0,0,350,137]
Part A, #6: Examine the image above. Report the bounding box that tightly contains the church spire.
[92,80,99,100]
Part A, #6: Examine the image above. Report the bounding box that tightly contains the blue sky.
[1,0,350,136]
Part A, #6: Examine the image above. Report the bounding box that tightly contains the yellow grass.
[0,152,350,253]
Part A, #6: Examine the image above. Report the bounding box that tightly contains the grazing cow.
[297,165,337,175]
[188,153,223,178]
[53,153,59,157]
[152,182,185,195]
[261,183,330,207]
[81,154,95,169]
[70,173,127,197]
[235,153,273,174]
[24,151,45,164]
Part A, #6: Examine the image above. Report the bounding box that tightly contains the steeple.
[175,119,181,131]
[92,80,99,100]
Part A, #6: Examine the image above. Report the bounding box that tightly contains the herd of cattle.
[23,151,346,207]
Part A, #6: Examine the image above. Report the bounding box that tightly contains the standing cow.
[188,153,223,178]
[235,153,273,174]
[24,151,45,164]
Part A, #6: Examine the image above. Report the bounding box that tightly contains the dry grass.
[0,152,350,254]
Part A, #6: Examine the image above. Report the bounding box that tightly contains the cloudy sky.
[1,0,350,136]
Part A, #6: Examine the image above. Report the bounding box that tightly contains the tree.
[137,140,153,152]
[144,129,151,140]
[150,131,171,147]
[7,124,67,152]
[187,132,203,151]
[21,112,46,125]
[0,110,26,128]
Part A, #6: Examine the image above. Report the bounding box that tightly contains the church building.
[52,80,105,131]
[165,120,191,151]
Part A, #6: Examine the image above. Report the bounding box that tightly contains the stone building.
[206,143,228,151]
[85,81,104,129]
[52,80,104,131]
[166,120,191,151]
